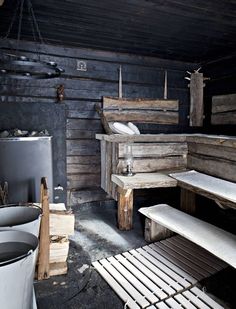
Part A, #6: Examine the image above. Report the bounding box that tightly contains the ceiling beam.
[0,0,4,7]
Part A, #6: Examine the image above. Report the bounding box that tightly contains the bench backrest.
[186,135,236,182]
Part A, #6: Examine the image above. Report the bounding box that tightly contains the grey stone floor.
[35,200,236,309]
[35,201,147,309]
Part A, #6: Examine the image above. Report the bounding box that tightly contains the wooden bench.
[111,172,178,230]
[170,170,236,212]
[97,133,236,230]
[139,204,236,268]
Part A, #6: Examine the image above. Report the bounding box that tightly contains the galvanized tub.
[0,230,38,309]
[0,204,41,237]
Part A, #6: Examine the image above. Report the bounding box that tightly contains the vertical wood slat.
[189,72,205,127]
[37,177,50,280]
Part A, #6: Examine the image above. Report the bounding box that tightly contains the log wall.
[203,55,236,132]
[0,39,195,206]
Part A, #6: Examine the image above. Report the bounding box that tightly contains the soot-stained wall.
[0,39,197,206]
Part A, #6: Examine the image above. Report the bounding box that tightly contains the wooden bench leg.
[117,188,133,230]
[144,218,173,242]
[180,188,196,214]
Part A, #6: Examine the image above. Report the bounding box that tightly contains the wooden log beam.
[117,188,133,230]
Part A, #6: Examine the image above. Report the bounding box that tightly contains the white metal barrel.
[0,230,38,309]
[0,205,41,237]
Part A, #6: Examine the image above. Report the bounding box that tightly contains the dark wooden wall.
[0,39,196,206]
[203,55,236,135]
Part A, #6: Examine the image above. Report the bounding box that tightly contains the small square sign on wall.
[77,60,87,71]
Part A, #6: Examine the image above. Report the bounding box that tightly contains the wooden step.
[139,204,236,268]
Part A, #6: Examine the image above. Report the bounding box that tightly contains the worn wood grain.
[119,143,187,158]
[189,72,205,127]
[103,110,179,124]
[117,188,133,230]
[38,178,50,280]
[212,94,236,114]
[211,111,236,125]
[112,173,177,190]
[187,154,236,183]
[118,157,187,173]
[103,97,179,110]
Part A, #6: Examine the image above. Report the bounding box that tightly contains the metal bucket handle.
[0,249,33,267]
[0,203,42,214]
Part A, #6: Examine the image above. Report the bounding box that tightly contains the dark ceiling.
[0,0,236,62]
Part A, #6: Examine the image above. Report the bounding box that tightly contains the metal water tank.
[0,137,53,203]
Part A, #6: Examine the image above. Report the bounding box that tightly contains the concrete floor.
[35,199,236,309]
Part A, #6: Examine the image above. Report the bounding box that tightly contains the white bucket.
[0,230,38,309]
[0,204,41,237]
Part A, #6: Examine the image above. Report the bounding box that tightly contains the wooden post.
[144,218,173,242]
[180,188,196,215]
[37,177,50,280]
[117,188,133,230]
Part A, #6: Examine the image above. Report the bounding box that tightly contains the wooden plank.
[122,251,169,298]
[49,262,67,276]
[156,242,208,278]
[187,154,236,185]
[141,246,191,288]
[107,256,159,304]
[211,111,236,125]
[188,142,236,162]
[170,237,222,271]
[174,294,197,309]
[164,238,215,274]
[139,204,236,268]
[50,241,69,263]
[103,97,179,110]
[147,244,197,284]
[175,236,227,269]
[103,110,178,124]
[170,170,236,205]
[112,173,177,190]
[186,134,236,148]
[92,261,140,309]
[212,93,236,113]
[118,157,186,173]
[183,290,210,309]
[38,178,50,280]
[115,254,167,300]
[149,243,203,281]
[96,133,188,143]
[50,211,74,236]
[190,287,224,309]
[189,72,205,127]
[99,259,150,308]
[129,249,177,294]
[117,188,133,230]
[165,297,183,309]
[119,143,187,158]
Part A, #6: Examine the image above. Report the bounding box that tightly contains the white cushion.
[128,122,140,134]
[110,122,135,135]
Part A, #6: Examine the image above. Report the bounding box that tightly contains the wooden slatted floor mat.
[93,235,227,308]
